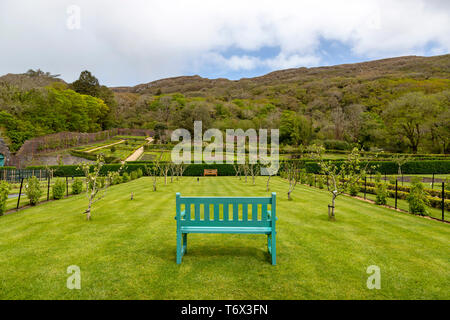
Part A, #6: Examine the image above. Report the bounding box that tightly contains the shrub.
[307,173,314,186]
[407,178,429,215]
[445,178,450,191]
[348,183,360,196]
[110,146,116,153]
[374,172,382,184]
[122,172,130,183]
[136,168,143,178]
[317,175,324,189]
[72,178,83,194]
[25,176,42,206]
[389,176,397,185]
[98,176,106,189]
[375,182,387,205]
[0,181,10,215]
[110,172,122,185]
[323,139,352,151]
[299,169,307,184]
[52,179,66,200]
[130,171,138,180]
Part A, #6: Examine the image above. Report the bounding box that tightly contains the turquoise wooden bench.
[175,192,277,265]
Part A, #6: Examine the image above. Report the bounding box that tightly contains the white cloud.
[0,0,448,85]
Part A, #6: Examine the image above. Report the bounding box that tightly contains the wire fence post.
[432,173,435,189]
[442,182,445,222]
[47,176,50,201]
[395,179,398,210]
[16,178,24,210]
[364,176,367,200]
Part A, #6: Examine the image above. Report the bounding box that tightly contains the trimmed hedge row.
[361,185,449,211]
[361,180,450,199]
[69,150,119,163]
[298,160,450,174]
[25,163,238,177]
[26,160,450,177]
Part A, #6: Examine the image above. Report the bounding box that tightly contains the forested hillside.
[112,54,450,154]
[1,55,449,154]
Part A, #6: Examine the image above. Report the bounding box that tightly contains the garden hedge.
[297,160,450,174]
[26,159,450,177]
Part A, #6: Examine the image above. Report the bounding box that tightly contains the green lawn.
[0,177,448,299]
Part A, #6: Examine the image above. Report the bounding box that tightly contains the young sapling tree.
[78,154,117,221]
[311,146,373,221]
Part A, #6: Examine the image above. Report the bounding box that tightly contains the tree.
[175,163,187,180]
[145,152,163,191]
[78,154,116,220]
[383,92,438,153]
[430,90,450,153]
[72,70,100,97]
[392,154,409,185]
[232,163,242,179]
[247,163,259,185]
[311,146,371,220]
[284,161,301,201]
[154,122,168,143]
[280,110,311,146]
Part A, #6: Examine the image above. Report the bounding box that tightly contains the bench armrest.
[174,210,186,220]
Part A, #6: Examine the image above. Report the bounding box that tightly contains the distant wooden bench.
[203,169,218,176]
[175,192,277,265]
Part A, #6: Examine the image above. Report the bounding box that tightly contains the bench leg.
[271,232,276,266]
[176,231,183,264]
[267,234,272,255]
[183,233,187,254]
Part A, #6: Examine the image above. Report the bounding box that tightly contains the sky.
[0,0,449,87]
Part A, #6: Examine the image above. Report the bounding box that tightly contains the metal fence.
[1,169,50,183]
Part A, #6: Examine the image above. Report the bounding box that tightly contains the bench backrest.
[203,169,217,176]
[176,192,276,227]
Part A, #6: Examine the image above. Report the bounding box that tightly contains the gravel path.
[86,140,125,153]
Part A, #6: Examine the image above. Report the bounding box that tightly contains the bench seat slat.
[181,220,271,227]
[181,226,272,234]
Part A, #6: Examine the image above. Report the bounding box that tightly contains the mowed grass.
[0,177,448,300]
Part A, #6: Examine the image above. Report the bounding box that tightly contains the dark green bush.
[72,178,83,194]
[110,172,122,185]
[307,173,314,186]
[130,171,138,180]
[52,179,66,200]
[0,181,10,215]
[323,139,352,151]
[122,172,130,182]
[375,183,387,205]
[317,175,324,189]
[348,183,360,196]
[407,178,429,215]
[25,176,42,205]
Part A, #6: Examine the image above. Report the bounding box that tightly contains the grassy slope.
[0,177,448,299]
